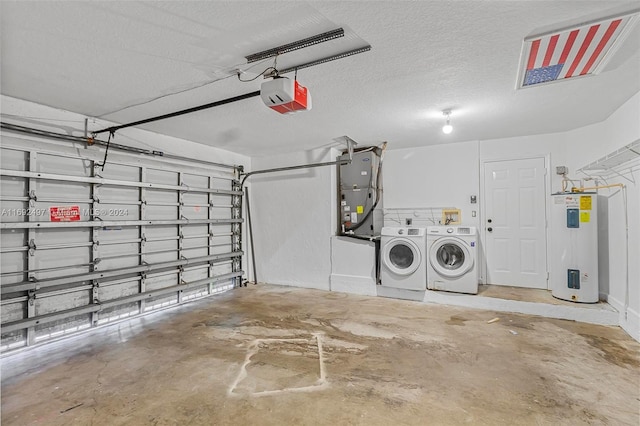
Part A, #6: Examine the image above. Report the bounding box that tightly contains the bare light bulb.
[442,110,453,134]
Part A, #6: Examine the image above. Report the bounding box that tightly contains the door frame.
[479,154,551,288]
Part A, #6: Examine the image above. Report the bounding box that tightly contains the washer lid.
[382,238,422,276]
[429,237,473,278]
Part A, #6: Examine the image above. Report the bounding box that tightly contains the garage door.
[1,134,244,352]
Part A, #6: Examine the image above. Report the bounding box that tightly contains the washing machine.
[427,226,478,294]
[380,227,427,291]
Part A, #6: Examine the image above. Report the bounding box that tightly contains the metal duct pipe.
[239,157,352,286]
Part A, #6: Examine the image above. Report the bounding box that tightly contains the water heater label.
[580,211,590,223]
[580,196,592,210]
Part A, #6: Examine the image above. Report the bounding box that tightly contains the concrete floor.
[2,284,639,425]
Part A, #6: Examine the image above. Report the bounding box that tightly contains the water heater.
[549,193,599,303]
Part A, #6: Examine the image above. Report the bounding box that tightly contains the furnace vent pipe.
[240,158,352,284]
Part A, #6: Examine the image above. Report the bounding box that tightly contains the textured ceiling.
[1,1,639,156]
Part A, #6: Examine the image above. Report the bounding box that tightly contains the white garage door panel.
[35,315,92,341]
[210,194,231,206]
[98,185,140,203]
[145,203,177,220]
[0,252,26,284]
[99,228,138,243]
[99,243,140,270]
[145,273,179,291]
[144,295,178,311]
[98,303,139,324]
[37,290,92,315]
[211,209,233,220]
[183,192,209,206]
[34,247,91,279]
[183,247,209,258]
[0,201,28,223]
[146,168,178,185]
[182,224,208,238]
[1,176,26,195]
[145,225,178,239]
[99,241,139,257]
[183,236,208,249]
[1,142,243,352]
[94,203,139,221]
[183,173,209,187]
[36,154,91,176]
[35,180,91,201]
[35,228,89,245]
[99,163,140,181]
[184,206,208,220]
[145,240,178,262]
[212,263,233,276]
[1,302,27,323]
[0,148,28,170]
[182,266,209,282]
[99,279,141,300]
[1,229,25,246]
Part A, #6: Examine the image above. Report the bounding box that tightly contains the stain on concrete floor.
[2,284,639,425]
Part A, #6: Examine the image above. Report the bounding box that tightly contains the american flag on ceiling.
[519,13,637,88]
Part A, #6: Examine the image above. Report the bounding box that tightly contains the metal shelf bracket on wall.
[577,139,640,183]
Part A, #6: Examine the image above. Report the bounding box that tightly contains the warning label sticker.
[580,211,590,223]
[356,205,364,214]
[50,206,81,222]
[580,196,592,210]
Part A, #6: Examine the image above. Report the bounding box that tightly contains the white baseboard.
[423,290,619,326]
[607,295,640,342]
[330,274,377,296]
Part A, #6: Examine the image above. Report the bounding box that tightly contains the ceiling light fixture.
[442,110,453,134]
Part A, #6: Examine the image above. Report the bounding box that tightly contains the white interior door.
[483,157,547,288]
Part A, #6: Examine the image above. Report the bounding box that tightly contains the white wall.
[564,92,640,341]
[479,133,567,194]
[249,148,338,290]
[384,141,480,226]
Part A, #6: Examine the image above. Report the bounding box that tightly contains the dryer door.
[382,238,422,276]
[429,237,473,278]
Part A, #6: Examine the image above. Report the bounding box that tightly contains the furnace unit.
[337,147,383,238]
[549,193,599,303]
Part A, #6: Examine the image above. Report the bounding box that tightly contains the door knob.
[488,227,493,232]
[487,219,492,223]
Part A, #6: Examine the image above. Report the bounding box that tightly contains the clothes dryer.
[427,226,478,294]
